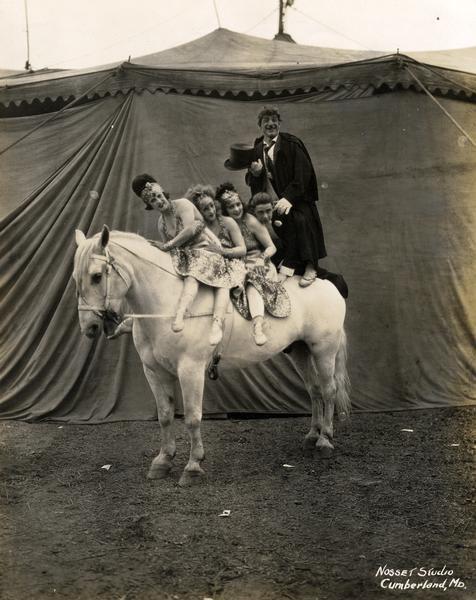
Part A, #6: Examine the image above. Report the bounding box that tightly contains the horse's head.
[73,225,131,339]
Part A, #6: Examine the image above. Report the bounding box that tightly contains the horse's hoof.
[316,444,334,459]
[337,411,349,423]
[303,436,318,452]
[147,464,172,480]
[178,468,206,487]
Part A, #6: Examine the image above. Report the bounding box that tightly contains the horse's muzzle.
[85,323,101,339]
[102,310,122,338]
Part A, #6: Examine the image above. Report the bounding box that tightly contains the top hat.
[224,143,256,171]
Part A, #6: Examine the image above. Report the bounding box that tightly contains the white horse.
[73,227,350,487]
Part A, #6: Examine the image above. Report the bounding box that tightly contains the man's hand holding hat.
[249,159,263,177]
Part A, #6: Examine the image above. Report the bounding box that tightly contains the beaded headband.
[221,190,240,203]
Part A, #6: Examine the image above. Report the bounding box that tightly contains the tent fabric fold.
[0,31,475,422]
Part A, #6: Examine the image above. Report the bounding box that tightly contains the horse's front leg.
[176,358,207,487]
[143,364,177,480]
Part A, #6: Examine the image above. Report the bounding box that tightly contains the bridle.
[77,247,131,326]
[75,239,233,378]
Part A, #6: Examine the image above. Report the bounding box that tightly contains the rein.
[111,240,183,319]
[78,240,197,320]
[78,241,234,321]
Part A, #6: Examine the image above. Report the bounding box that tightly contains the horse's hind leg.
[143,365,177,480]
[309,339,340,457]
[287,342,324,452]
[177,358,207,487]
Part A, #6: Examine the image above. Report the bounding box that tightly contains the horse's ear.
[101,225,110,248]
[75,230,86,246]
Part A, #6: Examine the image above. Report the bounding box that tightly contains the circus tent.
[0,29,475,421]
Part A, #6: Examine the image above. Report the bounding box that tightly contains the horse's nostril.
[85,323,100,339]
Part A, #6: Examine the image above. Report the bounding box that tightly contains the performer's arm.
[247,215,276,260]
[222,217,246,258]
[162,199,205,250]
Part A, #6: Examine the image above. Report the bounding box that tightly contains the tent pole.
[23,0,31,71]
[212,0,221,28]
[275,0,295,42]
[278,0,284,35]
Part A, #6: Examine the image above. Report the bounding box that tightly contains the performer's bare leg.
[247,285,267,345]
[172,277,199,332]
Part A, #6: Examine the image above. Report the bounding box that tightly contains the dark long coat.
[246,132,327,263]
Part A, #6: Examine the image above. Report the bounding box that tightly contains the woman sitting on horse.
[215,183,290,346]
[131,174,242,346]
[185,182,247,264]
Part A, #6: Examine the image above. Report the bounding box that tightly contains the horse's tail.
[335,328,351,416]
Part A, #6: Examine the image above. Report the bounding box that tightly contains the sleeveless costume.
[161,205,242,289]
[214,217,247,287]
[231,217,290,320]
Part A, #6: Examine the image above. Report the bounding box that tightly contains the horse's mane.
[73,230,176,282]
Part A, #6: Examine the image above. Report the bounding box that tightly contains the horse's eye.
[91,273,102,284]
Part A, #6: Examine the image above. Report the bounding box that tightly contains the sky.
[0,0,475,71]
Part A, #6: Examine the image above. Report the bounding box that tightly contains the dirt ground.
[0,407,474,600]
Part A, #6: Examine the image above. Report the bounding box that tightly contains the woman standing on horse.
[131,174,242,346]
[215,183,290,346]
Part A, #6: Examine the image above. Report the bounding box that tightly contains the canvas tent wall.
[0,29,475,422]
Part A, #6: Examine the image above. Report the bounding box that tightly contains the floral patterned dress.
[215,217,247,287]
[232,217,290,320]
[160,206,241,289]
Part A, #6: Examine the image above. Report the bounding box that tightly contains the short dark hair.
[131,173,156,198]
[257,105,281,126]
[249,192,273,212]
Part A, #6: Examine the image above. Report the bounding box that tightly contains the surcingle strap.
[207,351,222,380]
[207,303,234,380]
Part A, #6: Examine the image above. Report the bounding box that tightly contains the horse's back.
[220,277,345,368]
[287,277,346,328]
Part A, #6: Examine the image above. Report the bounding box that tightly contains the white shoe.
[108,318,133,339]
[252,317,267,346]
[299,270,317,287]
[172,310,185,332]
[209,318,223,346]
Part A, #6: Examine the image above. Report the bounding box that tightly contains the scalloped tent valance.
[1,29,475,112]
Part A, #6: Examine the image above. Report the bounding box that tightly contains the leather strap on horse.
[207,352,221,381]
[77,249,131,318]
[207,306,234,380]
